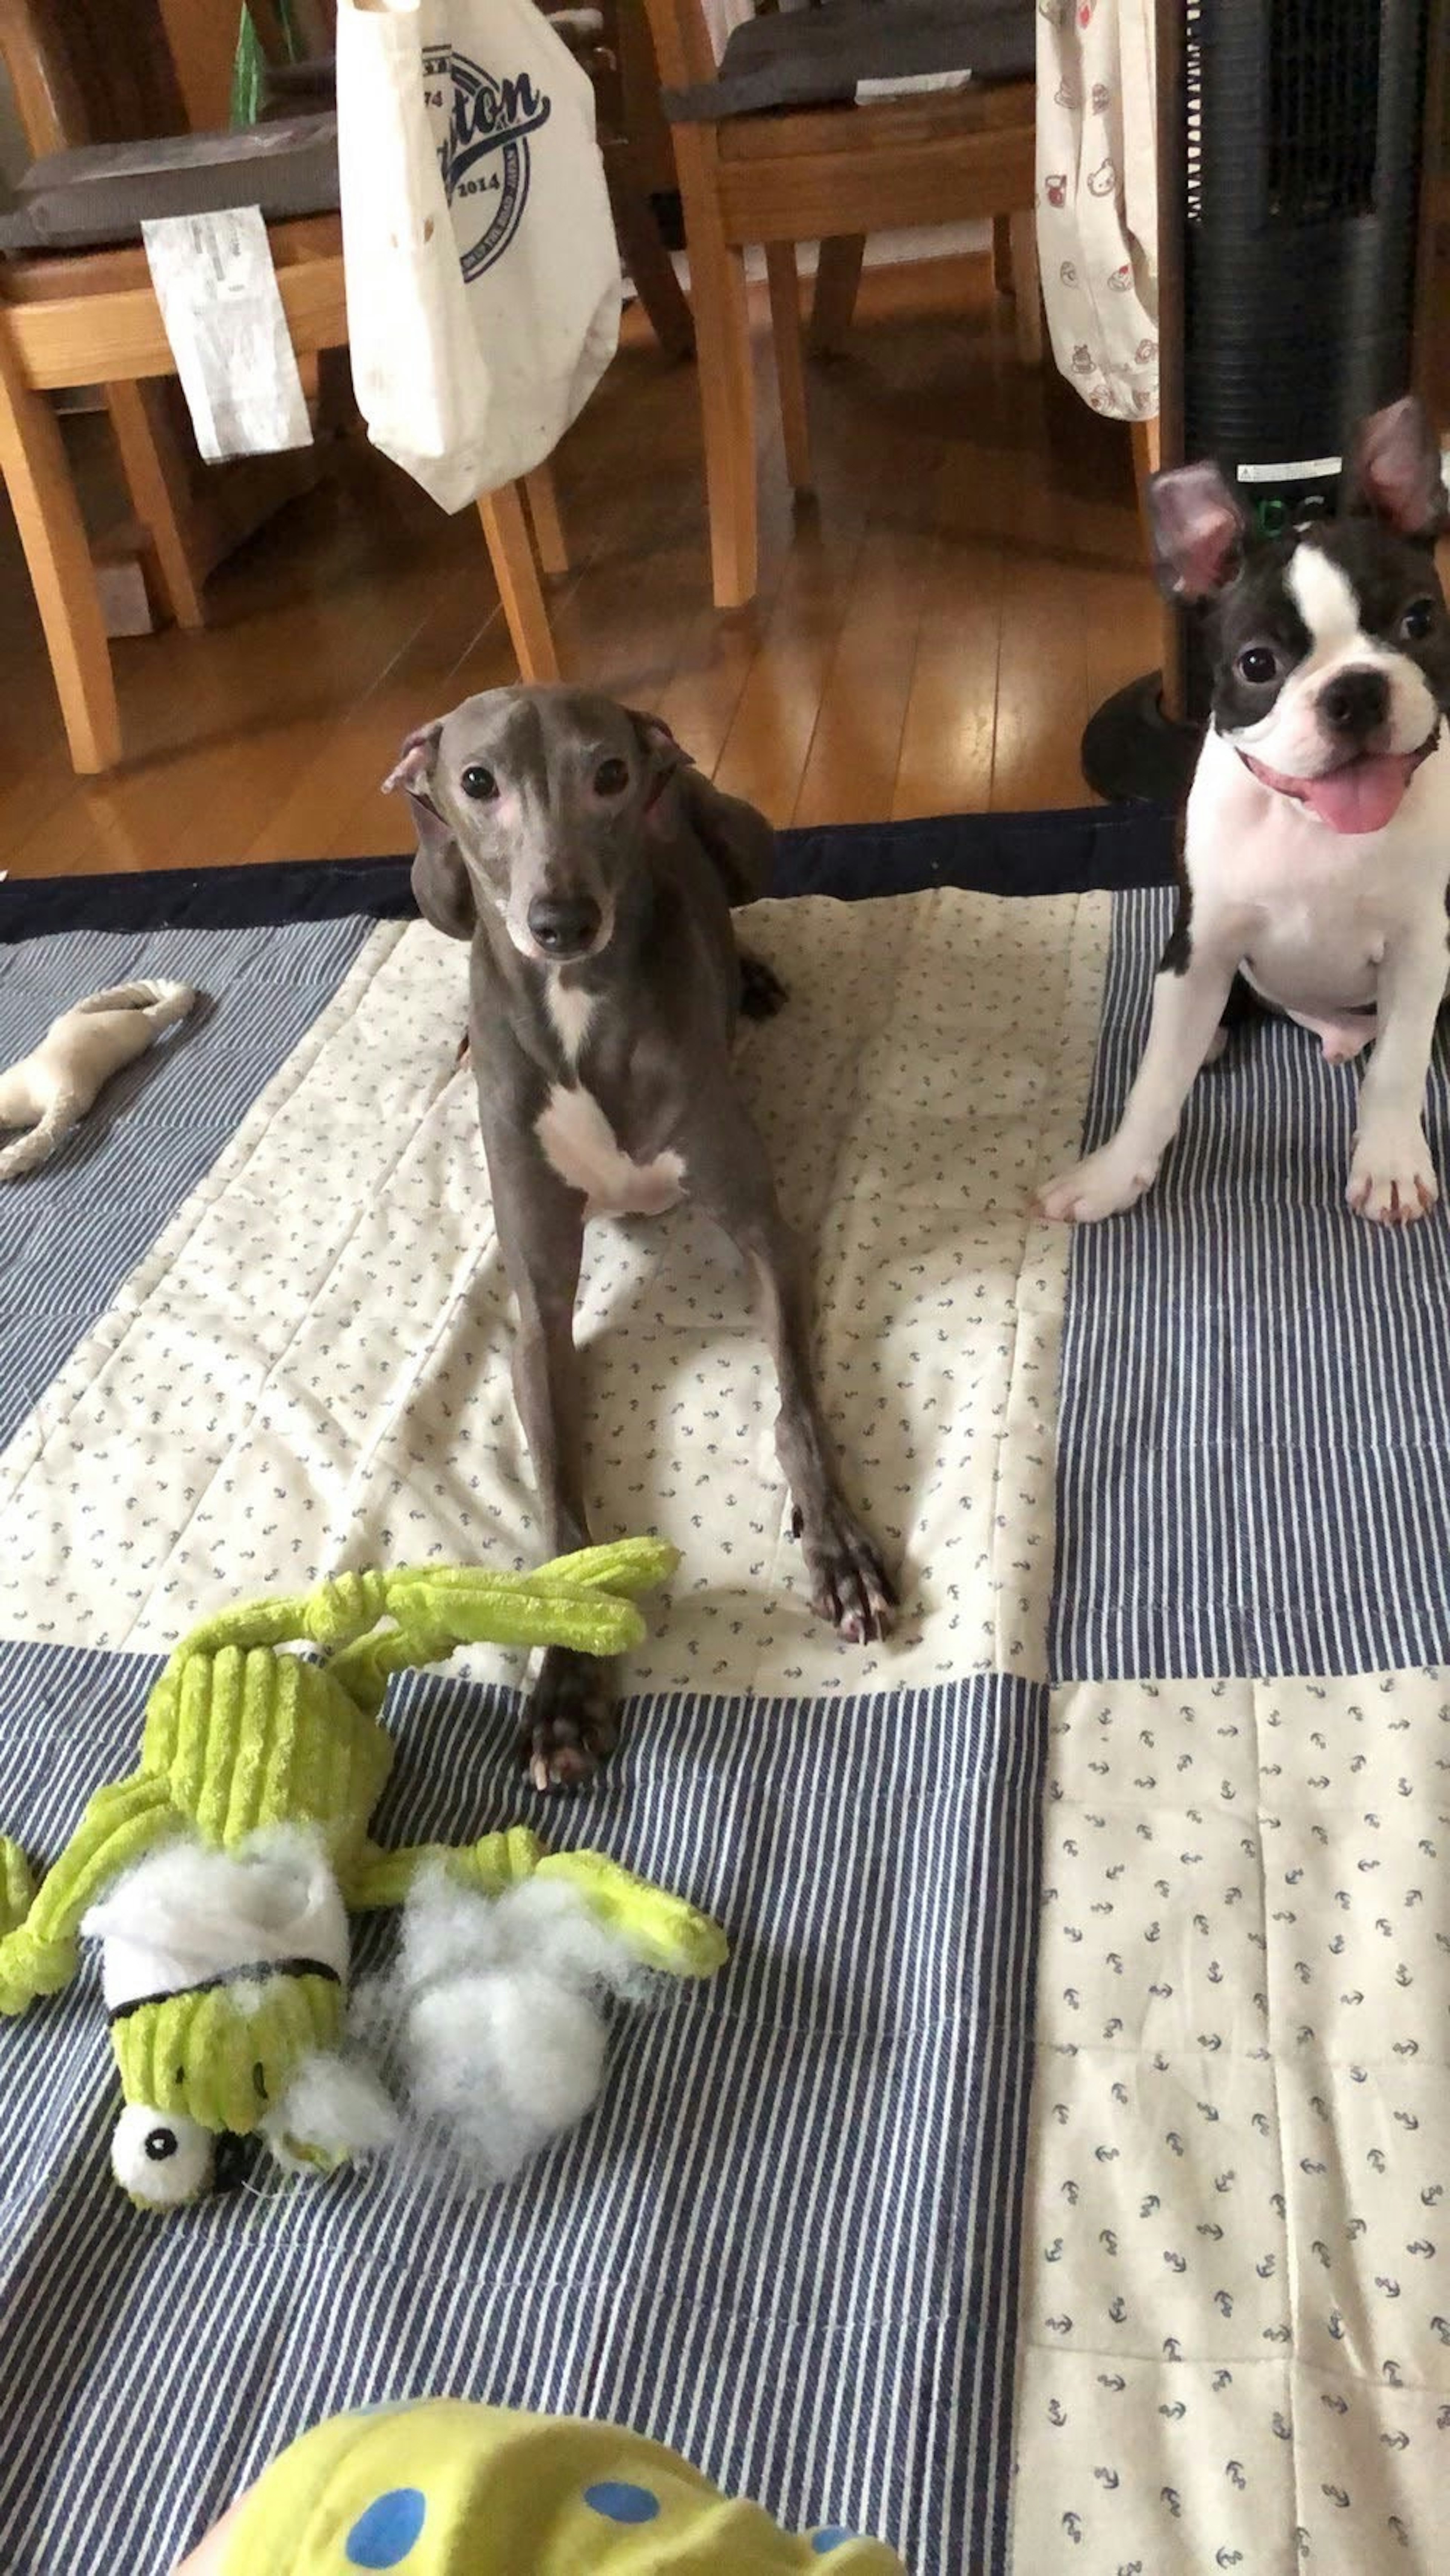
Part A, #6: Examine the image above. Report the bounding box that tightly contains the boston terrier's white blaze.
[1039,396,1450,1227]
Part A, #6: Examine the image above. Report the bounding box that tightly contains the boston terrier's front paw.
[1036,1144,1160,1224]
[1347,1127,1440,1226]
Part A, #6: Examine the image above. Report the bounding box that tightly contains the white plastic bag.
[336,0,622,508]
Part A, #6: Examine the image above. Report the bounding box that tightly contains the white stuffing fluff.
[357,1867,653,2183]
[263,2051,401,2173]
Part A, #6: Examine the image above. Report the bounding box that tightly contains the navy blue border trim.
[0,805,1174,944]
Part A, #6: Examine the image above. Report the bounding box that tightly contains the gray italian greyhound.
[387,686,896,1790]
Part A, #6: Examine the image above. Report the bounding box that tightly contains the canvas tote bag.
[336,0,622,508]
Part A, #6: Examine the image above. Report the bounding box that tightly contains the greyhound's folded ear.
[626,707,691,763]
[384,722,477,942]
[676,772,777,908]
[625,708,774,906]
[625,706,693,803]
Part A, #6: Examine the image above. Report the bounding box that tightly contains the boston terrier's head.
[1148,396,1450,835]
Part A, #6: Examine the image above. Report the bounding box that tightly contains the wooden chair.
[542,0,695,362]
[641,0,1040,609]
[0,213,559,773]
[0,0,561,774]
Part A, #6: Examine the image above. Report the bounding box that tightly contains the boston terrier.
[1040,396,1450,1227]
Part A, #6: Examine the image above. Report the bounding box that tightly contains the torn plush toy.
[0,980,198,1179]
[0,1549,727,2210]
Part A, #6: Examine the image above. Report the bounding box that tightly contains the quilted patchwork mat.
[2,829,1448,2576]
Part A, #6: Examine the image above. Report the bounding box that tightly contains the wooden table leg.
[0,322,122,772]
[764,241,813,495]
[478,480,560,683]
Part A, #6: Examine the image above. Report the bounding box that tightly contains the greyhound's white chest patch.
[535,1084,685,1217]
[544,972,596,1063]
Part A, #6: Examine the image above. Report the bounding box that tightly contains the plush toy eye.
[112,2101,214,2207]
[594,756,629,795]
[1236,646,1279,684]
[460,764,499,801]
[1400,598,1437,642]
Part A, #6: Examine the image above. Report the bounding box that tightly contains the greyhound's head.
[385,686,691,964]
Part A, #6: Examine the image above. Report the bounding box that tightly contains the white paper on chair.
[141,207,314,463]
[855,71,973,101]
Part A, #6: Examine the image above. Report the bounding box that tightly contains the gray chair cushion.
[663,0,1034,124]
[0,115,338,257]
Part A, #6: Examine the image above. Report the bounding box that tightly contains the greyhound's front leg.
[695,1109,895,1640]
[1037,939,1238,1223]
[488,1148,619,1790]
[751,1222,896,1641]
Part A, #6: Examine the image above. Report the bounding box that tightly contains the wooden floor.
[0,254,1163,880]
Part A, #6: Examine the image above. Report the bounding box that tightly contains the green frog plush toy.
[0,1545,726,2211]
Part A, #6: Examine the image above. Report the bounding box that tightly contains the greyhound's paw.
[739,952,788,1021]
[793,1502,897,1645]
[1036,1144,1159,1224]
[520,1654,619,1794]
[1347,1128,1440,1226]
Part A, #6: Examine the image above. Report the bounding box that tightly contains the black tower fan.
[1082,0,1446,805]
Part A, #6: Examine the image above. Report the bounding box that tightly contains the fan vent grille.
[1268,0,1381,219]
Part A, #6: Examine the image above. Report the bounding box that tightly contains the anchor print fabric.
[1010,887,1450,2574]
[1015,1668,1450,2574]
[1035,0,1159,421]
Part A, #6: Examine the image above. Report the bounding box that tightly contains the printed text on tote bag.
[424,44,553,279]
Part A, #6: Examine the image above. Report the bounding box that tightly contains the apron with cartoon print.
[1036,0,1159,422]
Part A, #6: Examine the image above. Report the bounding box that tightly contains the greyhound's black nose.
[1321,667,1389,738]
[527,894,601,957]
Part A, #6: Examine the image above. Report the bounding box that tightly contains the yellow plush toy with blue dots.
[0,1547,727,2211]
[175,2400,905,2574]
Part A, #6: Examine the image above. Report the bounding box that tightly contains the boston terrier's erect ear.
[1145,461,1250,601]
[1344,395,1450,545]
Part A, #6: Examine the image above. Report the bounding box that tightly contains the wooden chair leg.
[809,233,865,357]
[522,461,569,578]
[1008,209,1044,368]
[478,480,560,683]
[671,130,757,608]
[0,324,121,772]
[106,382,207,630]
[763,241,813,496]
[606,162,695,361]
[991,214,1013,299]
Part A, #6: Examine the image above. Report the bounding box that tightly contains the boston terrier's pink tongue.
[1302,753,1418,835]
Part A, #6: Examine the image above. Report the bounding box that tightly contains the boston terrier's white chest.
[535,1083,685,1219]
[1191,729,1450,1020]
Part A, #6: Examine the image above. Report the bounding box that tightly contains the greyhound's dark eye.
[1401,598,1436,642]
[460,764,499,801]
[594,757,629,796]
[1236,646,1279,685]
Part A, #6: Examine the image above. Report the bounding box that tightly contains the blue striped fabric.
[1052,886,1450,1679]
[0,1639,1045,2575]
[0,913,374,1449]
